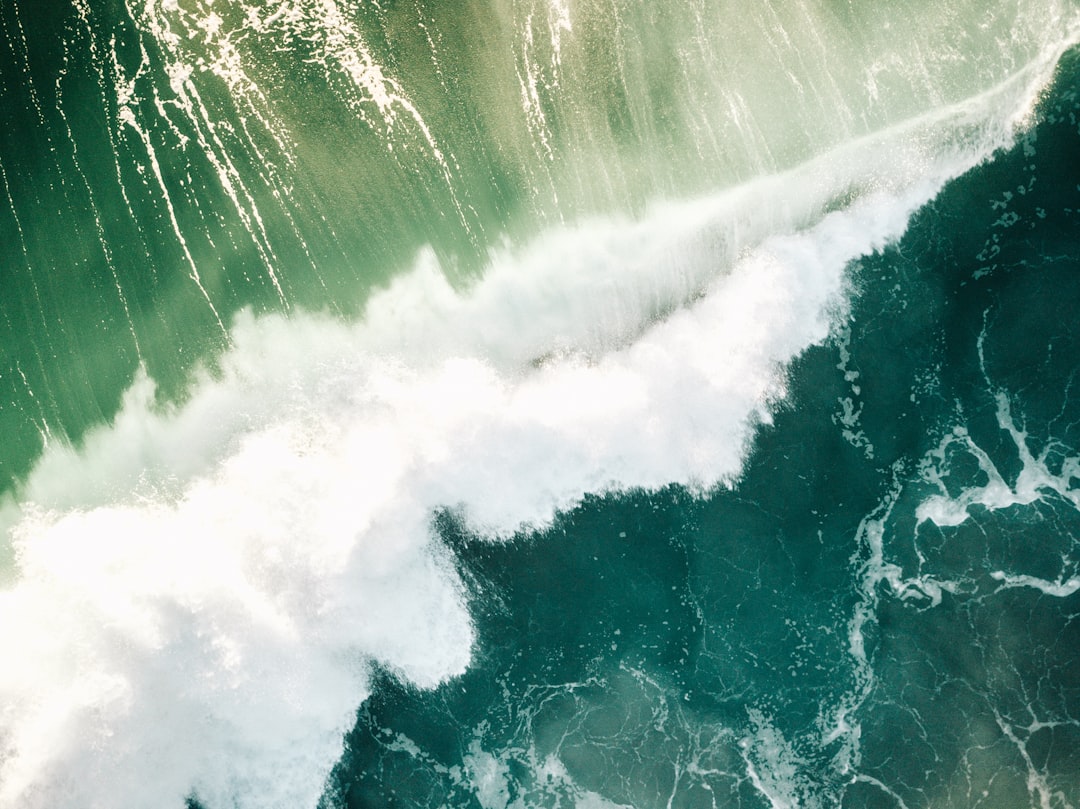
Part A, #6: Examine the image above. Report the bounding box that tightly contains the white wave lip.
[0,39,1074,809]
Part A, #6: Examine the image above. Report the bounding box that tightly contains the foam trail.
[916,346,1080,530]
[0,42,1072,809]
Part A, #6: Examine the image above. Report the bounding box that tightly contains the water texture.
[0,2,1079,808]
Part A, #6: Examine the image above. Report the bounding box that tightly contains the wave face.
[1,1,1080,808]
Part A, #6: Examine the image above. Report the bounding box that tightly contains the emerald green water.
[1,2,1079,808]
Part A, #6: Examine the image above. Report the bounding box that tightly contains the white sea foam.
[0,39,1072,809]
[916,390,1080,530]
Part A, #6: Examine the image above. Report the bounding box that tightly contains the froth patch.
[916,392,1080,529]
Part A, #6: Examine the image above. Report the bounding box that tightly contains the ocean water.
[1,1,1079,807]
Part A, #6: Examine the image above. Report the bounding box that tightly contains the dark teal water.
[1,3,1079,809]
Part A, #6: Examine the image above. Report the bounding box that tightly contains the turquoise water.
[1,2,1079,808]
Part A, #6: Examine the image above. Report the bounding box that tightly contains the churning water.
[1,2,1079,807]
